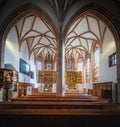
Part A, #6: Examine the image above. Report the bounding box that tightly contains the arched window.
[67,56,74,71]
[36,56,42,71]
[69,62,74,71]
[78,59,83,71]
[86,57,90,83]
[37,61,42,71]
[94,44,100,82]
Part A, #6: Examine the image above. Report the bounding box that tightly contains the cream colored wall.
[4,26,36,83]
[99,28,116,83]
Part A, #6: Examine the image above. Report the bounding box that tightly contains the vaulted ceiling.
[10,0,108,62]
[16,15,57,60]
[65,14,107,59]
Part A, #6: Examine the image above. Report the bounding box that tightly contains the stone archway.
[0,2,120,100]
[0,2,65,96]
[64,3,120,102]
[0,2,58,68]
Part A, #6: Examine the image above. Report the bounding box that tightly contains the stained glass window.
[86,57,90,83]
[94,44,100,82]
[78,59,83,71]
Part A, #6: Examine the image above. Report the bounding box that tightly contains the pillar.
[0,39,5,68]
[116,49,120,103]
[56,37,65,96]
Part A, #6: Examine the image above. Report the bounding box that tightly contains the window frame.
[93,44,100,82]
[109,52,116,67]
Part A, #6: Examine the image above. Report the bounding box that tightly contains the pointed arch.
[0,2,58,67]
[64,3,120,102]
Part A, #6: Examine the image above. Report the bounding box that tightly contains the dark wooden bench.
[11,93,100,102]
[1,98,119,110]
[0,94,120,127]
[0,108,120,127]
[0,86,119,127]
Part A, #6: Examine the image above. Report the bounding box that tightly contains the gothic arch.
[64,3,120,102]
[0,2,58,67]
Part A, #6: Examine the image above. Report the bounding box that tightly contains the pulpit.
[0,68,18,101]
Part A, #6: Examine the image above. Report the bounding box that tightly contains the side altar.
[38,70,56,92]
[38,70,82,90]
[65,71,82,88]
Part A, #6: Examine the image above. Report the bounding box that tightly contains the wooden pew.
[11,97,99,102]
[11,92,100,102]
[0,92,120,127]
[0,106,120,127]
[0,100,119,110]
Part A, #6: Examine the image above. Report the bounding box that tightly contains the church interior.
[0,0,120,126]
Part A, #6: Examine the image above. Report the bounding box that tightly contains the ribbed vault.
[15,15,57,60]
[65,14,107,60]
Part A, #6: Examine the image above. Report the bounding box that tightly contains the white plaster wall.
[5,26,19,71]
[19,40,30,82]
[5,26,36,83]
[99,28,116,82]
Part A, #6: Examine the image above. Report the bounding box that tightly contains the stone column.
[0,39,5,68]
[116,50,120,103]
[56,37,65,96]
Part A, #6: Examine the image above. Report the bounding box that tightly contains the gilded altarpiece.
[38,71,56,91]
[65,71,82,88]
[38,71,82,89]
